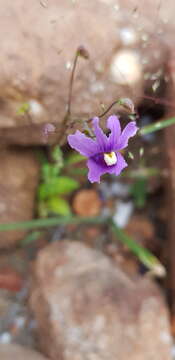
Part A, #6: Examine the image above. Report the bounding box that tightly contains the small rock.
[0,148,39,248]
[72,189,101,216]
[0,268,23,292]
[0,343,48,360]
[30,241,172,360]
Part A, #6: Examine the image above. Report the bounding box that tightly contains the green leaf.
[47,197,71,216]
[41,164,50,181]
[16,102,30,115]
[38,182,54,200]
[37,200,49,218]
[21,231,41,246]
[38,176,79,200]
[54,176,79,194]
[128,151,134,160]
[130,178,147,208]
[51,146,64,169]
[139,147,144,157]
[36,149,47,166]
[41,163,60,181]
[139,116,175,136]
[111,221,166,277]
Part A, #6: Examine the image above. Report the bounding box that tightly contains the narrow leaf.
[111,221,166,277]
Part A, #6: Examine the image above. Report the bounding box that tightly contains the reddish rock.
[73,189,101,216]
[0,268,23,292]
[30,241,172,360]
[0,148,39,248]
[0,344,48,360]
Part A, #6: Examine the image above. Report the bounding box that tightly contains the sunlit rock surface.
[0,343,48,360]
[30,241,172,360]
[0,0,171,144]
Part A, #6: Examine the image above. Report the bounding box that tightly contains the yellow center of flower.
[104,152,117,166]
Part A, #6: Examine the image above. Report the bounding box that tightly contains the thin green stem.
[0,216,106,232]
[0,215,165,277]
[87,98,136,123]
[139,116,175,136]
[111,220,166,277]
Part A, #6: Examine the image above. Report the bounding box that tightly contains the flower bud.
[77,45,89,60]
[118,98,135,113]
[43,123,56,137]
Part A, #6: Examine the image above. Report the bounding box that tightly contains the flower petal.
[68,130,99,157]
[117,121,138,149]
[87,152,127,183]
[107,115,121,150]
[87,158,108,183]
[107,152,128,176]
[92,117,108,152]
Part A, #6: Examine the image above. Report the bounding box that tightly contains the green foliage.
[139,116,175,135]
[0,215,165,277]
[47,197,71,216]
[130,177,147,208]
[37,146,80,217]
[38,177,79,200]
[16,102,30,115]
[41,163,60,180]
[111,220,165,277]
[51,145,64,169]
[21,231,41,246]
[128,151,134,160]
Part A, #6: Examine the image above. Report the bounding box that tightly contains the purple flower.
[68,115,138,183]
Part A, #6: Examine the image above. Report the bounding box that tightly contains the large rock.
[30,241,172,360]
[0,0,170,145]
[0,147,39,248]
[0,344,48,360]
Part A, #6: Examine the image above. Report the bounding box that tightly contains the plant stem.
[139,116,175,136]
[0,216,106,232]
[87,98,136,123]
[111,220,166,277]
[59,46,89,144]
[98,100,120,119]
[67,51,79,118]
[0,215,165,277]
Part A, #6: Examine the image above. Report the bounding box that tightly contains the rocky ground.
[0,0,174,359]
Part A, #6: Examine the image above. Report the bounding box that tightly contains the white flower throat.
[104,152,117,166]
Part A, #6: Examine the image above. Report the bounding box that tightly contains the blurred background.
[0,0,174,359]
